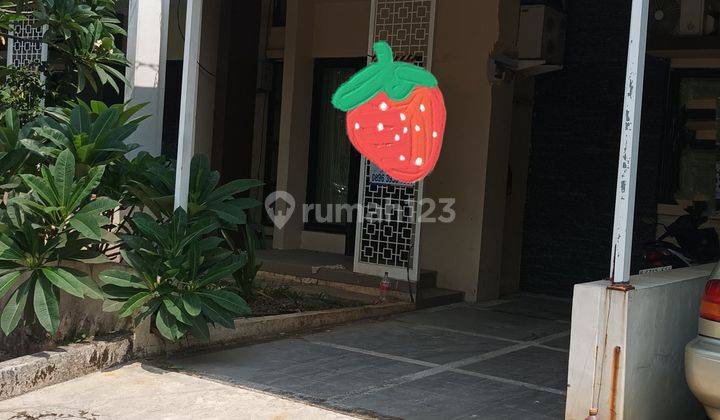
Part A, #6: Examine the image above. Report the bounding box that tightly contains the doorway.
[305,58,365,255]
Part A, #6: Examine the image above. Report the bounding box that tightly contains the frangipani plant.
[101,209,251,342]
[0,149,116,335]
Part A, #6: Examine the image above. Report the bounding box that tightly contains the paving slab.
[170,338,426,402]
[394,305,569,341]
[335,371,566,420]
[166,298,572,419]
[305,319,512,364]
[0,363,357,420]
[463,346,569,391]
[487,295,572,321]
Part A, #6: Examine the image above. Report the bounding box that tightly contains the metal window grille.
[7,17,47,68]
[353,0,436,282]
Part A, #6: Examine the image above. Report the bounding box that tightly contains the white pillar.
[124,0,171,156]
[610,0,650,284]
[174,0,203,210]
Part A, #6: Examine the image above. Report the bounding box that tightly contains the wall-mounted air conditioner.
[518,5,566,66]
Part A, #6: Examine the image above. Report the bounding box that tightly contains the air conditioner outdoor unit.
[518,5,566,66]
[651,0,706,36]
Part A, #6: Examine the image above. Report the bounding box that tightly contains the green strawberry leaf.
[331,41,438,111]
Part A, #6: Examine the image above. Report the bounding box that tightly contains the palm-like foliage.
[33,0,127,95]
[125,155,263,296]
[27,101,144,173]
[101,209,251,342]
[0,149,116,335]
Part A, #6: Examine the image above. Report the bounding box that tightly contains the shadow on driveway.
[166,295,571,419]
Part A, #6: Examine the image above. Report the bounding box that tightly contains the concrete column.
[272,0,316,249]
[420,0,520,302]
[124,0,171,156]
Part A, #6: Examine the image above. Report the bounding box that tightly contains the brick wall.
[520,0,670,296]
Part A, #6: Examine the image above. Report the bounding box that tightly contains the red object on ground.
[345,86,446,183]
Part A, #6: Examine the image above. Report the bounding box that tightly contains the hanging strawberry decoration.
[332,41,446,183]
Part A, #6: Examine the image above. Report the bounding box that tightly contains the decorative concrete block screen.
[6,17,46,67]
[353,0,436,281]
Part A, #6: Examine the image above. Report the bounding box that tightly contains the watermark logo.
[265,190,296,229]
[264,190,456,229]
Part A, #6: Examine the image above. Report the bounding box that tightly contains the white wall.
[124,0,170,156]
[566,267,709,419]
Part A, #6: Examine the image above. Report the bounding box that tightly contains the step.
[417,269,437,289]
[415,287,465,309]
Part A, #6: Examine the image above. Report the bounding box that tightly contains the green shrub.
[100,209,251,342]
[0,149,114,335]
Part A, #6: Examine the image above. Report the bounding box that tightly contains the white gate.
[353,0,437,282]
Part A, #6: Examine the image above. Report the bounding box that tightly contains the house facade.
[124,0,538,303]
[121,0,720,303]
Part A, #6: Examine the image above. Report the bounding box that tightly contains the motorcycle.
[640,202,719,273]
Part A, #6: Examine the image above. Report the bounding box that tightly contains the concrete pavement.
[0,363,358,420]
[0,295,571,419]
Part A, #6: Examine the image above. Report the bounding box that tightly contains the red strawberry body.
[346,86,445,183]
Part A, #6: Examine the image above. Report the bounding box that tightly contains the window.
[305,58,365,234]
[659,69,720,211]
[272,0,287,27]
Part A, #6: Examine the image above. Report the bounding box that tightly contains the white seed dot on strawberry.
[403,127,408,134]
[400,113,406,121]
[415,157,423,166]
[380,102,388,111]
[394,134,400,141]
[377,122,384,131]
[432,131,438,138]
[354,122,360,130]
[414,125,421,132]
[420,104,426,112]
[399,155,406,161]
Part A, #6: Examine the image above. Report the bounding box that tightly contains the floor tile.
[334,371,566,420]
[462,346,569,392]
[171,338,426,401]
[305,319,512,364]
[395,306,569,341]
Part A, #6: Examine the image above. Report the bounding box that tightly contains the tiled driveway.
[168,295,571,419]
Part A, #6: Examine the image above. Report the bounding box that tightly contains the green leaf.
[53,149,75,207]
[331,41,438,111]
[41,268,84,298]
[182,293,202,317]
[70,104,91,133]
[33,276,60,334]
[209,202,247,225]
[0,235,24,261]
[198,256,247,287]
[134,300,160,328]
[162,297,191,325]
[118,291,151,318]
[185,315,210,342]
[72,273,105,300]
[200,299,236,329]
[0,271,22,297]
[0,279,31,335]
[19,174,58,206]
[77,197,118,215]
[99,270,146,288]
[68,211,103,241]
[68,165,105,211]
[155,306,183,341]
[102,299,125,312]
[131,213,169,248]
[207,179,264,202]
[199,290,251,316]
[33,126,72,149]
